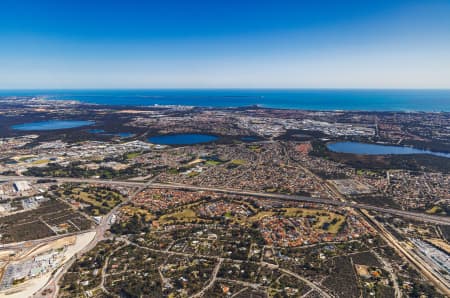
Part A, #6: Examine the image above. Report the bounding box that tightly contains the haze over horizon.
[1,0,450,89]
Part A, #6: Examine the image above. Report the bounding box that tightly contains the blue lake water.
[327,142,450,158]
[148,134,218,145]
[12,120,94,131]
[2,89,450,111]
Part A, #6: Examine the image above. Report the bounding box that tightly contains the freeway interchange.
[0,175,449,226]
[0,174,449,297]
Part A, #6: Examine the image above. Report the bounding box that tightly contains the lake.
[12,120,94,131]
[327,142,450,158]
[148,134,218,145]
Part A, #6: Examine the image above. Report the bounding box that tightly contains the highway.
[32,180,150,298]
[149,182,450,225]
[360,209,450,295]
[1,174,449,297]
[1,175,449,225]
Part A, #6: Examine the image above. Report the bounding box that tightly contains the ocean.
[1,89,450,112]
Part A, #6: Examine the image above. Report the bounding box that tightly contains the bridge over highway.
[1,175,449,225]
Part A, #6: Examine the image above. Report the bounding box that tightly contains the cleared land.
[0,199,91,244]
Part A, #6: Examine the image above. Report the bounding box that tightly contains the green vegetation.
[125,151,142,159]
[110,213,149,234]
[206,160,222,166]
[31,159,50,165]
[246,208,346,234]
[121,205,154,221]
[58,184,125,216]
[159,208,198,224]
[18,155,35,162]
[425,205,444,215]
[187,171,200,177]
[230,159,247,165]
[248,145,261,152]
[24,161,142,179]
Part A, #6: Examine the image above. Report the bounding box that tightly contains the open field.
[0,199,92,244]
[158,208,211,225]
[57,184,125,216]
[125,151,142,159]
[246,208,346,234]
[120,205,154,221]
[283,208,346,233]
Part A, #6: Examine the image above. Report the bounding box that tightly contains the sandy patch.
[427,238,450,254]
[187,158,205,165]
[116,109,156,114]
[1,271,53,298]
[23,236,76,260]
[0,231,96,298]
[355,264,370,277]
[0,251,14,261]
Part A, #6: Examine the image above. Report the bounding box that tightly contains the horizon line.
[1,87,450,91]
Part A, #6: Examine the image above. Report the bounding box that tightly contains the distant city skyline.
[1,0,450,89]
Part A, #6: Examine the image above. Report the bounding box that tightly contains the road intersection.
[1,175,448,225]
[0,174,448,297]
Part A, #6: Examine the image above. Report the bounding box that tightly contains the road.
[0,175,449,225]
[127,239,332,298]
[1,174,449,297]
[31,181,150,298]
[190,258,223,298]
[148,182,450,225]
[0,230,95,250]
[360,209,450,296]
[372,249,401,298]
[255,257,332,298]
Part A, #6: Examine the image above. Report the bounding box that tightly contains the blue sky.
[1,0,450,88]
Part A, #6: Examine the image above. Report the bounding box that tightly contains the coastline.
[1,89,450,112]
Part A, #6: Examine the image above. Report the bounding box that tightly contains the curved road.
[0,175,449,225]
[1,174,448,297]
